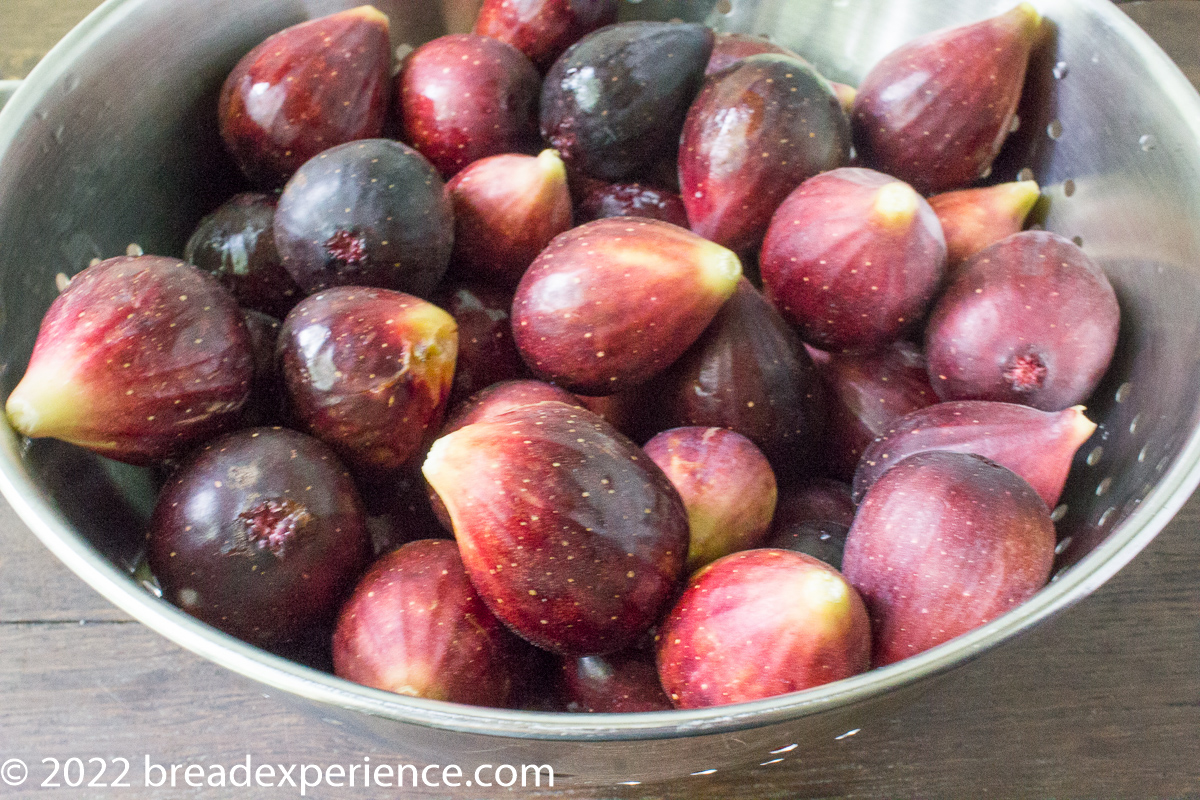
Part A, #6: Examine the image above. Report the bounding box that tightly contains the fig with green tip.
[928,180,1042,271]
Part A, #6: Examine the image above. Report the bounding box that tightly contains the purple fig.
[573,385,656,445]
[240,309,285,427]
[441,378,583,436]
[433,282,532,408]
[561,649,672,712]
[928,181,1041,271]
[704,32,811,75]
[764,478,856,570]
[474,0,619,71]
[576,182,689,228]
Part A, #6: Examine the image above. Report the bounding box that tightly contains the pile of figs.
[6,1,1123,712]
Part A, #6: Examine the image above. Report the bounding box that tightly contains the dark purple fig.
[511,218,741,395]
[6,256,252,465]
[240,309,285,427]
[704,32,811,75]
[278,287,457,477]
[398,34,541,178]
[474,0,619,71]
[541,21,715,181]
[760,167,946,353]
[333,539,528,706]
[657,549,871,708]
[764,478,855,570]
[576,182,689,228]
[928,181,1041,272]
[359,466,454,555]
[561,649,672,712]
[852,3,1042,194]
[422,401,689,655]
[853,401,1097,508]
[651,278,826,479]
[183,193,300,319]
[273,139,453,297]
[680,54,851,254]
[433,282,532,408]
[445,150,573,286]
[218,6,392,188]
[842,450,1055,667]
[573,385,656,445]
[643,427,777,574]
[441,378,583,436]
[924,231,1120,411]
[147,427,370,646]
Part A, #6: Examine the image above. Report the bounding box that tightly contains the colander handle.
[0,80,20,110]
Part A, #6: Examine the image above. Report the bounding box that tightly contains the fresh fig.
[561,649,672,712]
[853,401,1097,508]
[433,282,532,407]
[657,549,871,708]
[764,478,855,570]
[541,21,714,181]
[924,231,1120,410]
[398,34,541,177]
[511,217,742,395]
[842,450,1055,667]
[573,385,656,445]
[760,167,946,352]
[218,6,392,187]
[704,32,811,75]
[422,401,689,655]
[441,378,583,436]
[928,181,1041,271]
[6,255,252,465]
[679,54,851,254]
[240,309,286,428]
[474,0,619,71]
[852,3,1042,194]
[576,182,689,228]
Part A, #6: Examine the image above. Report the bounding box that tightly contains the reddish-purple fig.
[433,282,532,407]
[398,34,541,178]
[843,450,1055,666]
[764,478,856,570]
[333,539,528,706]
[853,401,1097,508]
[511,218,742,395]
[6,256,252,465]
[643,427,777,573]
[760,167,946,352]
[441,378,583,436]
[218,6,392,187]
[240,309,286,427]
[474,0,619,71]
[422,401,689,655]
[573,385,656,445]
[445,150,573,286]
[278,287,457,476]
[147,427,370,646]
[561,649,672,712]
[924,231,1120,410]
[576,182,689,228]
[704,32,810,75]
[657,549,871,708]
[852,3,1042,194]
[928,181,1041,271]
[680,54,851,254]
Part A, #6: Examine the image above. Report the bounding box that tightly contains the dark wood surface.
[2,1,1200,798]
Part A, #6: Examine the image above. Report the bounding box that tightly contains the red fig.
[474,0,619,71]
[560,649,672,713]
[704,32,811,75]
[433,282,532,407]
[576,182,689,228]
[441,378,583,436]
[764,478,856,570]
[928,181,1041,270]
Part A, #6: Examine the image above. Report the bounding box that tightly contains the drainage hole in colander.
[691,769,718,776]
[759,758,784,766]
[1138,444,1150,463]
[1062,177,1074,196]
[1053,60,1069,79]
[125,242,144,257]
[1047,119,1063,140]
[1128,413,1141,434]
[1009,114,1020,133]
[1050,503,1068,522]
[770,744,798,754]
[1096,507,1115,527]
[1054,536,1072,555]
[1086,446,1103,466]
[1140,134,1157,152]
[716,0,733,13]
[1115,382,1133,403]
[1095,476,1112,497]
[1017,166,1035,182]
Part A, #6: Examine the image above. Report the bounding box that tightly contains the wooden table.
[2,1,1199,797]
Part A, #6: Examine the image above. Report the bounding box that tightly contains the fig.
[541,21,715,181]
[511,217,741,395]
[851,3,1042,194]
[218,6,392,187]
[422,401,689,655]
[643,427,777,574]
[278,287,457,477]
[704,32,811,76]
[561,649,672,713]
[398,34,542,177]
[928,180,1041,271]
[273,139,454,298]
[445,150,573,286]
[147,427,370,646]
[924,231,1120,411]
[853,401,1097,509]
[573,385,656,445]
[657,549,871,709]
[842,450,1055,667]
[240,309,286,427]
[183,193,300,319]
[760,167,946,353]
[441,378,583,436]
[474,0,619,71]
[333,539,527,706]
[433,282,532,408]
[576,182,689,228]
[679,54,851,254]
[764,478,855,570]
[6,255,252,465]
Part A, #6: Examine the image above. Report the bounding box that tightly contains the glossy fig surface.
[474,0,619,71]
[704,32,810,75]
[928,180,1041,271]
[561,649,672,713]
[434,282,532,407]
[764,478,855,570]
[441,379,583,436]
[576,182,689,228]
[240,309,286,428]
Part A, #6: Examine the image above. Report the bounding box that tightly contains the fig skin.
[6,255,252,465]
[764,478,856,570]
[852,401,1097,509]
[147,427,370,647]
[433,282,532,408]
[445,150,573,286]
[760,167,947,353]
[511,217,742,395]
[441,378,583,436]
[333,539,528,707]
[183,193,300,319]
[852,3,1042,194]
[218,6,392,188]
[576,182,689,228]
[474,0,619,71]
[240,309,286,428]
[541,21,715,182]
[928,180,1041,271]
[643,427,778,574]
[704,32,810,76]
[560,649,672,713]
[398,34,542,178]
[842,450,1056,667]
[422,401,689,656]
[679,54,851,254]
[273,139,454,298]
[924,231,1120,411]
[657,548,871,709]
[278,287,458,477]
